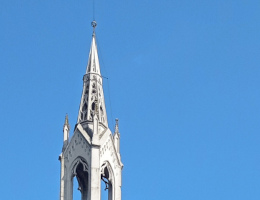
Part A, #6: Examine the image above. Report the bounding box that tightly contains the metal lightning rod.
[93,0,95,20]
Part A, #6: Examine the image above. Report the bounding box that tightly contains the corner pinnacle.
[115,118,119,133]
[64,114,69,127]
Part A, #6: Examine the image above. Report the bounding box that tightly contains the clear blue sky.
[1,1,260,199]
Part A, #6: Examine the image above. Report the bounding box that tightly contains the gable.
[63,129,91,165]
[100,132,122,170]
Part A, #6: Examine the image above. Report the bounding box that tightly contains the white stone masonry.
[59,23,123,200]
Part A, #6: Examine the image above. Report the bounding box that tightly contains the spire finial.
[91,21,97,34]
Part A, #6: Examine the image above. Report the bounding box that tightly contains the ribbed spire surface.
[86,33,101,75]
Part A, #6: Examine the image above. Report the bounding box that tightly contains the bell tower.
[59,21,123,200]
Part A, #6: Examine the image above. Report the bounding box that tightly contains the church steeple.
[77,21,108,129]
[59,21,123,200]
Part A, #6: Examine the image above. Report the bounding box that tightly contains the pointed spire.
[77,21,108,129]
[86,21,101,75]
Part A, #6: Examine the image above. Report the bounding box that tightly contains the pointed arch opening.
[101,179,109,200]
[73,177,81,200]
[71,158,89,200]
[92,102,95,111]
[101,162,114,200]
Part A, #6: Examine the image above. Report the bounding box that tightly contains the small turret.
[62,114,70,151]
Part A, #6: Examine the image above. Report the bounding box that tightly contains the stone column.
[59,154,65,200]
[90,145,100,200]
[90,114,101,200]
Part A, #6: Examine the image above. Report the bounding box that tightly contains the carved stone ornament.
[72,158,89,176]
